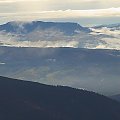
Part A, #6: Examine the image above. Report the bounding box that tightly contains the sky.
[0,0,120,26]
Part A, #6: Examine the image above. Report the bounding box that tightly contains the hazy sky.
[0,0,120,26]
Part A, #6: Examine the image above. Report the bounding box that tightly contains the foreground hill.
[0,76,120,120]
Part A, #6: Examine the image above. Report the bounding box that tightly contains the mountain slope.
[0,46,120,95]
[0,76,120,120]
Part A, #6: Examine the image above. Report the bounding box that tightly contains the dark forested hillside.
[0,76,120,120]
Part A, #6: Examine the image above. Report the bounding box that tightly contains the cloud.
[0,0,119,24]
[0,0,39,3]
[0,8,120,20]
[90,27,120,38]
[0,0,120,11]
[45,8,120,18]
[0,7,119,26]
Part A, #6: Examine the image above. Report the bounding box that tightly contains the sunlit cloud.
[0,8,120,20]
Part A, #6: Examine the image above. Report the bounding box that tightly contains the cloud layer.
[0,8,120,24]
[0,0,120,25]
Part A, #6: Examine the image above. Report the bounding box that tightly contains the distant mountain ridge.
[0,76,120,120]
[0,21,119,50]
[0,21,90,35]
[93,23,120,30]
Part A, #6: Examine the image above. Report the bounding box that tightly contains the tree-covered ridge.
[0,76,120,120]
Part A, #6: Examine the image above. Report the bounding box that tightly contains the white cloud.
[90,27,120,38]
[46,8,120,18]
[0,8,120,20]
[0,0,119,25]
[0,7,119,26]
[0,0,120,10]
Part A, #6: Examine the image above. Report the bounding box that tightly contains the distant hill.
[0,76,120,120]
[0,46,120,95]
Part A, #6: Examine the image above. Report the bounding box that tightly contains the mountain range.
[0,76,120,120]
[0,21,90,35]
[0,21,119,96]
[0,21,119,49]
